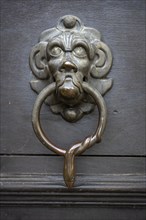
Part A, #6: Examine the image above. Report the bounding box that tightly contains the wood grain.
[0,156,145,175]
[0,0,146,219]
[0,0,145,156]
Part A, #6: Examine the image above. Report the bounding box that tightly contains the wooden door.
[0,0,146,219]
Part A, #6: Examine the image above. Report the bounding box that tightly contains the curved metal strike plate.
[29,15,113,188]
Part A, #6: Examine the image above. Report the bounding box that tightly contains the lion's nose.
[60,61,77,72]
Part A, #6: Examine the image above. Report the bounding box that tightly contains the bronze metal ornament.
[29,15,113,188]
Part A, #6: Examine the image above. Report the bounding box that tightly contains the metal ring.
[32,82,107,156]
[32,82,107,188]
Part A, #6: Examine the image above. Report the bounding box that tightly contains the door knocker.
[29,15,113,188]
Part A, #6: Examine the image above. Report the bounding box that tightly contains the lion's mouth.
[56,75,83,106]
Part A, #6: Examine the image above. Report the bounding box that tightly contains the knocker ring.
[32,82,107,188]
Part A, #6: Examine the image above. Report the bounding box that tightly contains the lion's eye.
[50,46,63,56]
[73,46,87,57]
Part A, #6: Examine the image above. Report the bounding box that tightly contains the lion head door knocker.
[29,15,113,188]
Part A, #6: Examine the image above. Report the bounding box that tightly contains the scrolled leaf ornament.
[29,15,113,188]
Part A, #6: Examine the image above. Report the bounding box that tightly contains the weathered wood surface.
[1,156,145,175]
[1,206,145,220]
[0,0,146,219]
[0,0,145,156]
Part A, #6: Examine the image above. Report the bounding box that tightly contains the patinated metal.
[29,15,113,188]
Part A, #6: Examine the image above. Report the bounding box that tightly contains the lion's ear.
[91,42,112,78]
[29,42,49,79]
